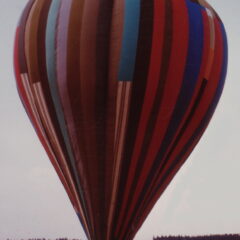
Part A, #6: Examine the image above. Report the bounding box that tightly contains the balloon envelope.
[14,0,227,239]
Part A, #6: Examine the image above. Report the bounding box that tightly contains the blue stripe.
[118,0,141,81]
[76,212,88,238]
[174,20,228,163]
[46,0,79,190]
[145,11,228,209]
[152,21,227,198]
[46,0,60,91]
[45,0,90,230]
[155,0,204,162]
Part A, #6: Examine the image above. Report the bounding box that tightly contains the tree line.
[6,238,81,240]
[154,235,240,240]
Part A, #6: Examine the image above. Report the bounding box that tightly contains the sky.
[0,0,239,239]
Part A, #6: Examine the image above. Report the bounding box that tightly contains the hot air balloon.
[14,0,227,239]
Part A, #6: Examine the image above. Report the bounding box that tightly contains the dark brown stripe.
[65,0,95,235]
[24,0,84,225]
[190,0,200,4]
[36,0,60,130]
[94,0,114,238]
[113,0,154,237]
[140,15,227,219]
[36,0,63,151]
[118,1,173,238]
[66,0,85,171]
[164,79,208,160]
[136,0,206,221]
[135,79,208,227]
[128,0,172,207]
[36,0,85,213]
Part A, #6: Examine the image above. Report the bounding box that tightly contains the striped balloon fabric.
[14,0,227,239]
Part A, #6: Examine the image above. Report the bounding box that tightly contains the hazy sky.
[0,1,239,239]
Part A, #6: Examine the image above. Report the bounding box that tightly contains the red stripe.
[119,1,189,236]
[14,28,29,113]
[115,0,163,234]
[115,1,165,232]
[134,9,216,228]
[129,9,212,231]
[167,10,210,148]
[162,15,224,177]
[143,9,211,200]
[135,16,225,236]
[14,28,79,214]
[161,9,211,160]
